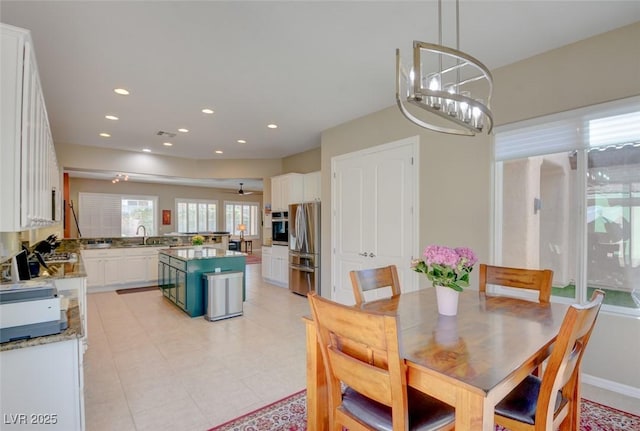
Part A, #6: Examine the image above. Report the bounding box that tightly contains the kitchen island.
[158,247,246,317]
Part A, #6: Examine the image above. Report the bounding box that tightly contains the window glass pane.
[224,201,260,237]
[208,204,217,231]
[121,199,154,236]
[586,144,640,309]
[499,153,578,301]
[198,203,207,232]
[177,202,187,232]
[175,199,218,233]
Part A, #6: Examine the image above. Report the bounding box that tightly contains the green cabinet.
[158,249,246,317]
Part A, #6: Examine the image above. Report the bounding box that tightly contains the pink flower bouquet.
[411,245,478,292]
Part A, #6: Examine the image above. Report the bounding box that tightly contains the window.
[79,193,157,237]
[494,97,640,314]
[175,199,217,233]
[225,201,260,237]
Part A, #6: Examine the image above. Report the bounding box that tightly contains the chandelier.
[396,0,494,136]
[111,173,129,184]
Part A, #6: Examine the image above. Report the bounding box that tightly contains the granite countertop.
[0,301,83,352]
[160,247,245,261]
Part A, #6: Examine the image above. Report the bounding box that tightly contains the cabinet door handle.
[369,252,376,258]
[358,252,368,257]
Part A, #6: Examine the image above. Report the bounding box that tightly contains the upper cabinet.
[271,173,303,211]
[1,24,61,231]
[271,171,321,211]
[303,171,321,202]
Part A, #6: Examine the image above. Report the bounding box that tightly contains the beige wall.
[321,22,640,390]
[69,178,264,246]
[282,147,321,173]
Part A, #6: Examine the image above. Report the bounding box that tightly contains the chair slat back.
[308,292,408,429]
[479,264,554,303]
[536,290,605,428]
[350,265,401,305]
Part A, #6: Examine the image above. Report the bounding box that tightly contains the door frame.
[330,135,420,302]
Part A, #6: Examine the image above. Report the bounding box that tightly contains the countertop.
[0,301,83,352]
[160,247,245,261]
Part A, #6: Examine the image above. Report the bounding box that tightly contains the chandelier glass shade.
[396,0,494,136]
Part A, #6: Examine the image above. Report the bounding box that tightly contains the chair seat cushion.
[495,375,565,425]
[341,386,454,431]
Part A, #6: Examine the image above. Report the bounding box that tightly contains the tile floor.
[84,262,309,431]
[83,262,639,431]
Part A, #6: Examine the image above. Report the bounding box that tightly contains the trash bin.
[202,271,243,321]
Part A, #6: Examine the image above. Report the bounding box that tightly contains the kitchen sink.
[84,243,111,249]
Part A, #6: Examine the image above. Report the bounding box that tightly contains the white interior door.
[331,137,418,304]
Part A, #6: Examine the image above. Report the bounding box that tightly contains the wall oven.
[271,211,288,246]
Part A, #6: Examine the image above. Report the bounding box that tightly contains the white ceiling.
[2,1,639,187]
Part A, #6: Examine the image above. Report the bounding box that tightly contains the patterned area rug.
[208,390,640,431]
[245,254,262,265]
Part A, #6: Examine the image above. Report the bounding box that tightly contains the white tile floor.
[84,263,309,431]
[84,262,639,431]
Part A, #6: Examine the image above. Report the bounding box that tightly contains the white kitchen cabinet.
[261,246,273,279]
[82,247,163,291]
[0,24,61,231]
[54,277,88,352]
[303,171,321,202]
[271,173,303,211]
[1,338,84,431]
[262,245,289,287]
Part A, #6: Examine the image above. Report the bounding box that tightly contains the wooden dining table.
[304,288,570,431]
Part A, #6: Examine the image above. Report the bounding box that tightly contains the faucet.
[136,225,147,244]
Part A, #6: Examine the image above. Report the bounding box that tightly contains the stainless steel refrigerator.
[288,202,320,296]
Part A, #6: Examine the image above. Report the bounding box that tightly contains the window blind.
[495,96,640,161]
[79,192,121,237]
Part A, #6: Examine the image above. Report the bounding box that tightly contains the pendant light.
[396,0,494,136]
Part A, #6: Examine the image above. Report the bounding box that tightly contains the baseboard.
[582,373,640,399]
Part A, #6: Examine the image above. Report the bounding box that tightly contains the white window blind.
[495,96,640,161]
[79,192,121,237]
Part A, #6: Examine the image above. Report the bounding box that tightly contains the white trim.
[582,373,640,400]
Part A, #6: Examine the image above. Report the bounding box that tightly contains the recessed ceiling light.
[202,108,214,114]
[105,115,119,120]
[215,150,223,154]
[114,88,130,95]
[163,142,173,147]
[267,123,278,129]
[142,148,151,153]
[237,139,247,144]
[178,128,189,133]
[99,133,111,138]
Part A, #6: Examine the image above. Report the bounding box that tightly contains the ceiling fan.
[229,183,253,195]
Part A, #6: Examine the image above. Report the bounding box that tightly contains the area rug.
[115,286,158,294]
[207,390,640,431]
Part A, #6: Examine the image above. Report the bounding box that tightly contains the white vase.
[435,285,459,316]
[193,245,203,251]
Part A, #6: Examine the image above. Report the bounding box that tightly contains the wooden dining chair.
[307,292,455,431]
[493,290,605,431]
[479,264,554,303]
[350,265,401,305]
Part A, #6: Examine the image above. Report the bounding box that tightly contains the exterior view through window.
[495,105,640,313]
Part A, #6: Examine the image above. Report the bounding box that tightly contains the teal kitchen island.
[158,247,246,317]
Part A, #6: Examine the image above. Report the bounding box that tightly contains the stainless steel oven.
[271,211,288,246]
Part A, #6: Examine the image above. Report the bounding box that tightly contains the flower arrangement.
[411,245,477,292]
[191,235,205,246]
